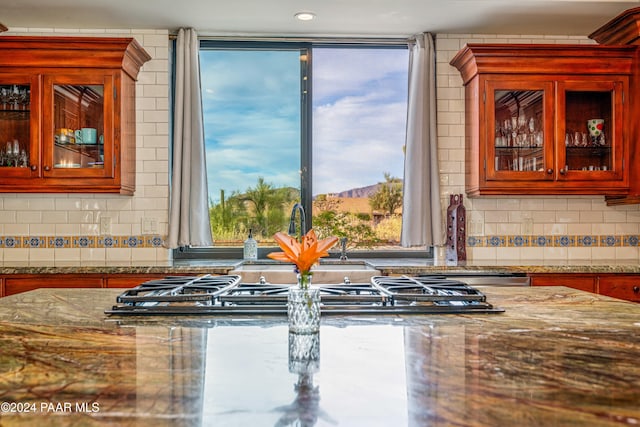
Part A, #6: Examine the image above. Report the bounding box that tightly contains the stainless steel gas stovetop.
[105,274,504,316]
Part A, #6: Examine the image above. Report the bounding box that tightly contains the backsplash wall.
[0,27,171,266]
[437,33,640,263]
[0,28,638,266]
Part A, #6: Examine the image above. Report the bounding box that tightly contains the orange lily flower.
[268,229,339,273]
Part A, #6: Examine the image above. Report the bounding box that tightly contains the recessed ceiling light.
[295,12,316,21]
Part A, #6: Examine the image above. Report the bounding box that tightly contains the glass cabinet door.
[556,80,625,180]
[0,75,40,177]
[485,80,554,180]
[43,74,114,178]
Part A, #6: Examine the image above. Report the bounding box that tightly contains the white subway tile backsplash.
[17,211,42,224]
[106,248,132,263]
[615,246,639,260]
[603,210,628,223]
[142,135,170,147]
[29,248,55,265]
[579,211,604,223]
[439,33,640,263]
[5,199,30,210]
[142,110,169,123]
[4,248,29,265]
[0,26,170,266]
[615,223,640,234]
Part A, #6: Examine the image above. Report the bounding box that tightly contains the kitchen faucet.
[340,237,348,261]
[288,203,307,240]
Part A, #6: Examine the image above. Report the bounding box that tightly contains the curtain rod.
[168,33,411,45]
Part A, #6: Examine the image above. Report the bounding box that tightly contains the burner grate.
[106,274,503,316]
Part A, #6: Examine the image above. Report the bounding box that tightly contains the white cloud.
[312,91,406,195]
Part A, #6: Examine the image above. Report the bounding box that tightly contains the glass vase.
[288,332,320,374]
[288,275,320,334]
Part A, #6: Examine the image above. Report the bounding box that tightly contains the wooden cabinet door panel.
[598,275,640,302]
[529,274,596,293]
[4,275,103,296]
[106,274,174,288]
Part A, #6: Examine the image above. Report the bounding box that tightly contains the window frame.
[172,38,433,260]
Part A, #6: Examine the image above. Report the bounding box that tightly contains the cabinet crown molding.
[450,44,635,85]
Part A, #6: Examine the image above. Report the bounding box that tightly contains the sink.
[230,262,381,284]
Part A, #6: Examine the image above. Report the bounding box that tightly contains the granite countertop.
[1,258,640,275]
[0,287,638,426]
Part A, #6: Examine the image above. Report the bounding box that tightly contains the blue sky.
[200,47,408,203]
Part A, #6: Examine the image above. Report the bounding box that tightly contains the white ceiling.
[1,0,638,37]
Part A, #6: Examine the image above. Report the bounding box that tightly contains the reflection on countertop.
[0,286,639,426]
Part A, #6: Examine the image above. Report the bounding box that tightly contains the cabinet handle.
[559,168,566,175]
[546,168,553,174]
[633,286,639,294]
[44,166,50,171]
[30,165,37,171]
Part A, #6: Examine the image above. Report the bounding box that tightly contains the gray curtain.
[401,32,444,247]
[167,28,213,248]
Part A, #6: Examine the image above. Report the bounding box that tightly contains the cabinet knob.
[30,165,37,171]
[633,286,639,294]
[559,168,566,175]
[546,168,553,174]
[44,166,50,171]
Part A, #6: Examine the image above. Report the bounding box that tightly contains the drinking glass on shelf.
[0,87,8,108]
[5,141,13,167]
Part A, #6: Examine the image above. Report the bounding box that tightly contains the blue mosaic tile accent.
[24,236,45,248]
[1,233,635,250]
[147,236,164,247]
[487,236,506,247]
[0,235,165,249]
[49,237,70,248]
[73,236,94,248]
[467,236,483,247]
[532,235,551,247]
[600,235,620,247]
[555,235,573,247]
[624,235,639,247]
[459,234,640,248]
[509,235,529,247]
[4,237,20,248]
[122,236,143,248]
[98,236,118,248]
[578,235,597,247]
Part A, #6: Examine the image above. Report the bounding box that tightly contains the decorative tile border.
[468,235,639,248]
[0,235,165,249]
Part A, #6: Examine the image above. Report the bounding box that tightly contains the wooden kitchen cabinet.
[590,7,640,206]
[0,37,150,194]
[450,44,634,196]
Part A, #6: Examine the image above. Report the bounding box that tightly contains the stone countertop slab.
[0,258,639,275]
[0,286,638,426]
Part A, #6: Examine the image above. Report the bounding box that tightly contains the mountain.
[322,179,403,199]
[331,183,379,198]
